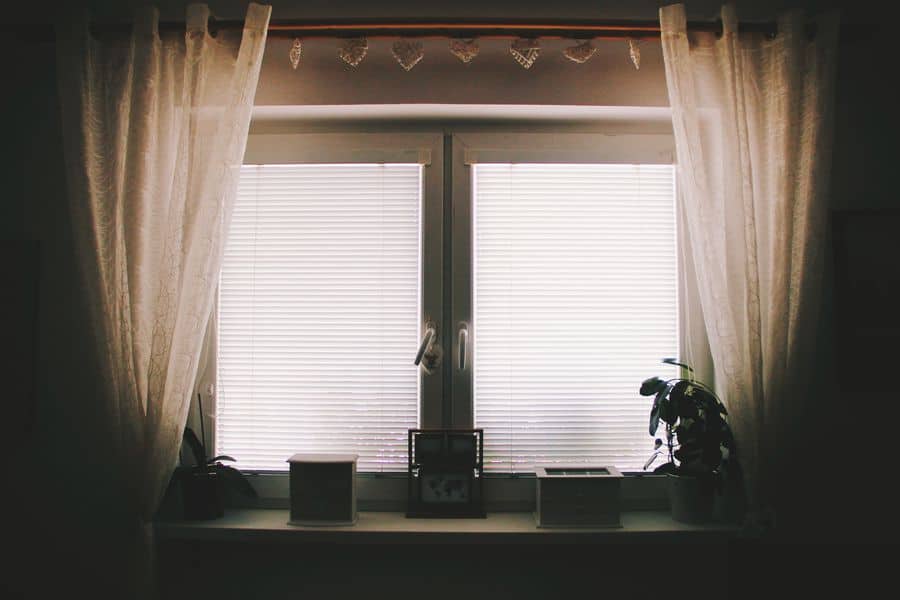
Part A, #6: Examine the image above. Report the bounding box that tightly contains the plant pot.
[180,466,224,520]
[667,473,715,524]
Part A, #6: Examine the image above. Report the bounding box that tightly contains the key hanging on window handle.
[414,322,436,367]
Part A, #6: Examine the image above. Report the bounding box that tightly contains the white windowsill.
[154,509,738,545]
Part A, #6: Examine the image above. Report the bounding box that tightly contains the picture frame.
[406,428,485,518]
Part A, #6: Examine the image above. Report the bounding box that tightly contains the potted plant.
[639,358,735,524]
[175,394,257,520]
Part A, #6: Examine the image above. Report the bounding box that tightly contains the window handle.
[414,322,436,366]
[458,323,469,371]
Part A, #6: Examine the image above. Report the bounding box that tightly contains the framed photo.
[406,429,485,518]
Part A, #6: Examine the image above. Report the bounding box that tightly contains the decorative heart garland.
[392,40,425,71]
[563,40,596,64]
[338,37,368,67]
[449,38,479,64]
[509,38,541,69]
[628,39,641,70]
[317,34,643,71]
[289,38,302,70]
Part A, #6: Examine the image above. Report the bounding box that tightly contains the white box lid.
[287,453,358,464]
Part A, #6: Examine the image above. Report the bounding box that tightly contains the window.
[450,133,681,475]
[218,163,421,472]
[212,129,681,482]
[471,163,677,472]
[214,134,443,473]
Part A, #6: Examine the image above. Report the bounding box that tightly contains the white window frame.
[198,126,701,511]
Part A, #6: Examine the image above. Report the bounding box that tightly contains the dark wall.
[2,36,138,600]
[801,27,900,540]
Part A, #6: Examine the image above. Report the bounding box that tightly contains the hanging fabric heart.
[509,38,540,69]
[392,40,425,71]
[338,37,368,67]
[627,39,641,70]
[289,38,302,70]
[563,40,596,64]
[449,38,479,64]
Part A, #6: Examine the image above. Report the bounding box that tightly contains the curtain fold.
[56,2,270,591]
[660,3,838,528]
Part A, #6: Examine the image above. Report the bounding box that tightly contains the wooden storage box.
[534,465,623,528]
[287,454,357,526]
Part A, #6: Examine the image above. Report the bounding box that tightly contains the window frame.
[198,125,698,509]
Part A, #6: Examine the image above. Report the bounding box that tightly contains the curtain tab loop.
[186,4,210,37]
[244,3,273,34]
[132,6,159,40]
[719,4,739,37]
[659,4,688,36]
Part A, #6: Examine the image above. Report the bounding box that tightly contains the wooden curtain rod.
[6,18,841,44]
[261,20,727,40]
[125,19,783,41]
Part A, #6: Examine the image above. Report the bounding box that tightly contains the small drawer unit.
[287,454,357,526]
[534,465,623,528]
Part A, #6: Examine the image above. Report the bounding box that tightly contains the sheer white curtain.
[660,3,838,527]
[56,1,270,586]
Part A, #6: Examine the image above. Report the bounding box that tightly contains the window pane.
[217,164,421,472]
[473,164,677,473]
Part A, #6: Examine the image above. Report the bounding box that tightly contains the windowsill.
[155,471,675,514]
[154,508,738,544]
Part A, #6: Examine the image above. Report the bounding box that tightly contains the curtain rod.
[110,19,784,40]
[6,18,841,44]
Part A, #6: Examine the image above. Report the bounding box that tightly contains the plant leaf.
[182,427,207,466]
[653,462,677,475]
[643,451,661,471]
[640,376,667,397]
[669,380,694,417]
[649,385,669,435]
[649,404,660,436]
[657,384,677,427]
[207,455,236,464]
[216,464,258,498]
[662,357,694,372]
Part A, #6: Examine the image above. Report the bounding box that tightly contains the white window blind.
[217,164,422,472]
[473,163,677,473]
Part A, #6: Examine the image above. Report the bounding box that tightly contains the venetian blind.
[473,163,678,473]
[217,164,422,472]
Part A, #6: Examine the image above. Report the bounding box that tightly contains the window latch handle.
[414,322,436,366]
[458,323,469,371]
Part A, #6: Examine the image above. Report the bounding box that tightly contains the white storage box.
[534,465,623,528]
[287,454,357,526]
